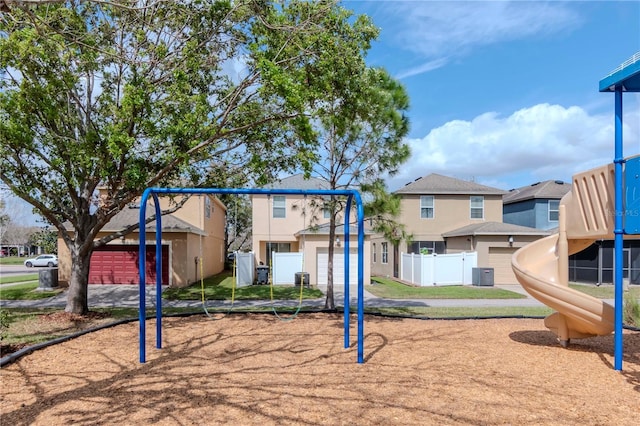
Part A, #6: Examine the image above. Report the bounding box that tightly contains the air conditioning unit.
[472,268,494,286]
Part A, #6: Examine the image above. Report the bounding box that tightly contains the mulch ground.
[1,313,639,425]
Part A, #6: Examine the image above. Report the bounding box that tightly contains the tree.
[29,227,57,254]
[1,0,373,313]
[309,65,411,309]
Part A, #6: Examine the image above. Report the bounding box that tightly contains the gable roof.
[63,205,203,235]
[442,221,550,237]
[503,180,571,204]
[296,222,372,237]
[103,205,202,234]
[394,173,506,196]
[262,174,331,190]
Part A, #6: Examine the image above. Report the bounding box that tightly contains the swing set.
[137,187,366,364]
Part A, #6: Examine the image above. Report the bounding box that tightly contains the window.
[372,243,377,263]
[381,242,388,264]
[470,196,484,219]
[265,242,291,266]
[323,207,331,219]
[272,195,286,218]
[205,196,211,219]
[549,200,559,221]
[420,195,434,219]
[409,241,446,255]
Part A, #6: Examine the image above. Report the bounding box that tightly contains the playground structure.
[512,52,640,371]
[137,187,366,364]
[512,164,617,344]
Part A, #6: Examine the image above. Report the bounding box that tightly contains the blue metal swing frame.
[137,187,366,364]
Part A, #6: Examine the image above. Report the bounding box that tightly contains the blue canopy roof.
[599,51,640,92]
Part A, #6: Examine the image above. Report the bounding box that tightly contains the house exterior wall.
[251,193,369,286]
[302,235,371,286]
[57,194,226,287]
[251,193,319,264]
[503,199,559,230]
[503,199,536,228]
[534,200,559,230]
[369,235,395,278]
[371,194,505,279]
[399,194,504,239]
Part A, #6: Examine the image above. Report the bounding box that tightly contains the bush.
[0,309,12,341]
[623,295,640,328]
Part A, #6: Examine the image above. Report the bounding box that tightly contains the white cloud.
[395,58,449,79]
[381,1,582,78]
[387,103,640,191]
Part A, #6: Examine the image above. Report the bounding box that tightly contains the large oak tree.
[0,0,377,313]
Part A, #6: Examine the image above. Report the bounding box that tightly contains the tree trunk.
[64,243,92,315]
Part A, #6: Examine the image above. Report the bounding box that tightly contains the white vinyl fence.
[401,252,477,286]
[272,252,303,285]
[236,252,304,286]
[235,252,255,287]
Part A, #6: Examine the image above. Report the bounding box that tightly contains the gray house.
[502,180,571,230]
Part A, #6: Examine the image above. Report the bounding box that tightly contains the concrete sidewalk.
[0,283,548,310]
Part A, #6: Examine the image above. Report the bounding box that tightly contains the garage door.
[488,247,518,285]
[317,249,358,286]
[89,245,169,285]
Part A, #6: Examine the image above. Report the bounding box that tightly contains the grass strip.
[367,277,527,299]
[0,274,39,285]
[162,271,324,300]
[0,283,60,300]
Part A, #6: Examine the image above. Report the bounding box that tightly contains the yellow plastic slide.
[512,164,616,346]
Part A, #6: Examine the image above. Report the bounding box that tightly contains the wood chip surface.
[1,313,639,425]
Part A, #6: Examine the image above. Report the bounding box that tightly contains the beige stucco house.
[58,194,227,287]
[251,175,371,287]
[370,173,548,285]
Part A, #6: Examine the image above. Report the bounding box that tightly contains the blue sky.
[344,0,640,192]
[4,1,640,227]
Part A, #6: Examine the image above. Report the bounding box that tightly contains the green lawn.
[365,306,554,318]
[367,276,527,299]
[0,282,60,300]
[0,256,27,265]
[569,282,640,298]
[0,274,39,285]
[162,271,324,301]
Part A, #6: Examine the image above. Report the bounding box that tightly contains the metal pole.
[138,189,150,363]
[354,192,365,364]
[153,193,163,349]
[344,195,352,348]
[614,88,624,371]
[138,187,366,364]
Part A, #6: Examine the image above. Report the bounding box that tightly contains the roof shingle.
[394,173,506,195]
[503,180,571,204]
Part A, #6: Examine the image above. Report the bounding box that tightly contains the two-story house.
[371,173,547,285]
[251,174,371,287]
[503,180,571,230]
[57,194,227,287]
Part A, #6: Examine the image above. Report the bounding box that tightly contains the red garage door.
[89,245,169,285]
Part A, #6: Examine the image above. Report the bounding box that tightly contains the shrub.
[0,309,12,341]
[623,295,640,328]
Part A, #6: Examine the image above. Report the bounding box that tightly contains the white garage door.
[317,248,358,286]
[488,247,519,285]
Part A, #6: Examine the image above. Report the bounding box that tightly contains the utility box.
[256,266,269,285]
[38,268,59,290]
[294,272,310,288]
[472,268,494,286]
